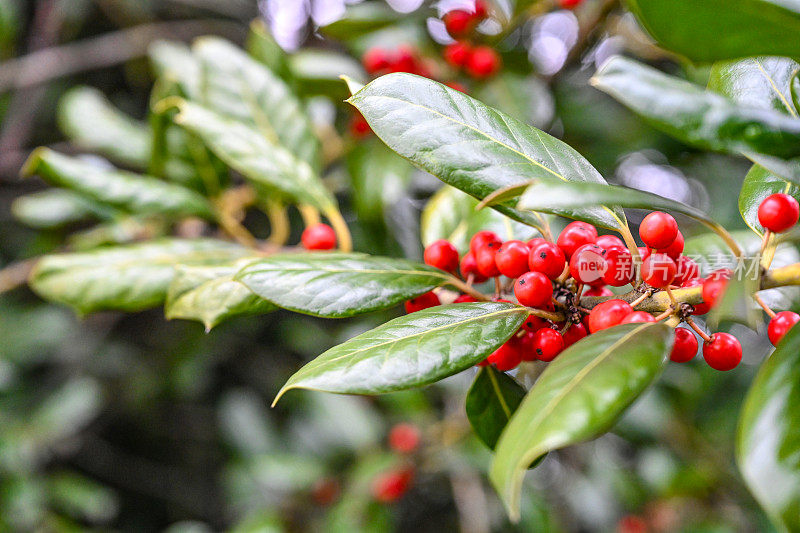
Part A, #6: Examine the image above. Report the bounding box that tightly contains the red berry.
[470,230,501,254]
[603,247,635,287]
[518,330,537,361]
[701,275,730,309]
[404,291,440,313]
[475,240,502,277]
[443,9,474,37]
[675,255,699,284]
[312,478,340,506]
[638,246,651,262]
[532,328,564,362]
[473,0,489,18]
[466,46,501,79]
[460,251,488,283]
[596,234,626,250]
[362,48,390,75]
[495,240,531,278]
[562,322,587,347]
[424,239,460,273]
[528,241,566,280]
[617,515,647,533]
[388,423,421,454]
[569,243,607,285]
[527,237,547,249]
[350,114,371,138]
[639,212,679,250]
[702,332,742,371]
[301,223,337,250]
[587,299,634,333]
[522,315,549,332]
[584,285,613,297]
[681,278,710,315]
[768,311,800,346]
[620,311,656,324]
[443,41,472,68]
[454,294,479,303]
[488,336,523,370]
[514,271,552,308]
[392,45,418,73]
[758,193,800,233]
[657,230,684,259]
[670,327,698,363]
[372,468,414,503]
[557,221,598,259]
[641,253,677,288]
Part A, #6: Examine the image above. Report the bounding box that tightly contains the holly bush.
[6,0,800,531]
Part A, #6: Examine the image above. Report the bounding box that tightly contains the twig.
[0,259,37,294]
[685,317,712,343]
[754,293,777,319]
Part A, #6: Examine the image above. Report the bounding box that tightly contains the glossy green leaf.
[194,37,321,170]
[739,165,800,235]
[274,302,528,402]
[11,189,113,229]
[148,40,200,98]
[421,185,539,254]
[67,217,166,251]
[490,323,672,520]
[737,324,800,532]
[592,56,800,159]
[22,149,214,219]
[347,73,625,230]
[289,49,365,98]
[709,57,800,116]
[58,86,151,168]
[29,239,249,314]
[346,139,413,221]
[625,0,800,62]
[165,259,276,331]
[236,253,453,318]
[170,100,336,211]
[466,366,527,450]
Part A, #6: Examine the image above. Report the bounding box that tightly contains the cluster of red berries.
[371,423,421,503]
[409,193,800,374]
[440,1,501,79]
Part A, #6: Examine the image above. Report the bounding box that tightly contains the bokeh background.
[0,1,783,531]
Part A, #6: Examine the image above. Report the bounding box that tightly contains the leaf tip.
[271,385,293,408]
[152,95,186,117]
[19,147,50,179]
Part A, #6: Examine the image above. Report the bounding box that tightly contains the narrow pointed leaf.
[171,100,335,211]
[347,73,625,230]
[466,366,527,450]
[592,56,800,160]
[22,149,213,219]
[194,37,321,170]
[275,302,528,402]
[29,239,249,314]
[11,189,114,229]
[709,57,800,116]
[625,0,800,62]
[739,165,800,235]
[236,253,453,318]
[490,323,672,520]
[737,324,800,532]
[148,40,200,98]
[165,259,277,330]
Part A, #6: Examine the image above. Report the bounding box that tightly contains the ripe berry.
[758,193,800,233]
[488,336,523,370]
[641,253,677,288]
[768,311,800,346]
[518,330,538,361]
[528,241,566,280]
[362,48,390,75]
[584,285,613,297]
[443,9,474,37]
[424,240,459,273]
[620,311,656,324]
[404,291,440,313]
[372,468,414,503]
[638,246,651,262]
[596,234,626,250]
[443,41,472,68]
[454,294,479,303]
[681,278,710,315]
[514,272,552,308]
[701,272,731,309]
[569,243,607,285]
[702,332,742,371]
[495,240,531,278]
[466,46,501,79]
[301,223,337,250]
[587,299,634,333]
[657,230,684,259]
[670,327,698,363]
[475,240,502,277]
[522,315,549,332]
[675,255,700,284]
[350,114,371,138]
[557,221,598,259]
[527,237,547,249]
[473,0,489,18]
[460,252,488,283]
[532,328,564,362]
[562,322,587,347]
[560,0,584,8]
[388,423,421,454]
[639,212,678,250]
[470,230,501,254]
[392,45,418,73]
[603,247,635,287]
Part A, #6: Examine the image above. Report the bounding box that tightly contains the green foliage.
[466,366,526,450]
